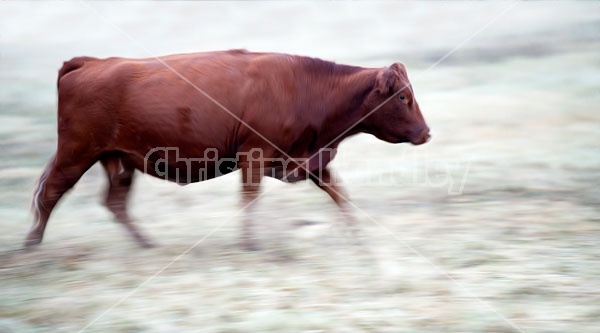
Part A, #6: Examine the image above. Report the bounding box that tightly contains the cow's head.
[361,63,430,145]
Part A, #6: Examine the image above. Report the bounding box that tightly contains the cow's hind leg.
[101,156,153,248]
[26,155,94,247]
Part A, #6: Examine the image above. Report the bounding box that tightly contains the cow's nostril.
[424,129,431,138]
[411,128,431,145]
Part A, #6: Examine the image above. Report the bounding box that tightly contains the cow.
[25,49,430,250]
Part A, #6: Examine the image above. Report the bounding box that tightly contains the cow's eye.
[399,95,406,100]
[399,95,408,103]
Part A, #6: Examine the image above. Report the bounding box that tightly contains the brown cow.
[26,49,430,249]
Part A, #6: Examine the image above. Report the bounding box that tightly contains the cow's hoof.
[23,237,42,248]
[137,239,156,249]
[242,241,260,252]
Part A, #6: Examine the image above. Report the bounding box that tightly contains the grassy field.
[1,2,599,332]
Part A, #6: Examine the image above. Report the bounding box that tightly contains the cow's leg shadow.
[101,156,154,248]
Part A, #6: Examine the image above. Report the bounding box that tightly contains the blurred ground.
[1,2,599,333]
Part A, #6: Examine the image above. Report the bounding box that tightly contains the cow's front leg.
[309,167,358,233]
[240,163,263,251]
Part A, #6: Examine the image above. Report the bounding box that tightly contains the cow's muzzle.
[410,128,431,145]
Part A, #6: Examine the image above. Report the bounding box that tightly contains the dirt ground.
[1,2,599,333]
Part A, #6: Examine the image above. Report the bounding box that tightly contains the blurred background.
[1,2,599,332]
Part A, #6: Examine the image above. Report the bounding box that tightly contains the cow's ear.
[375,66,396,96]
[390,62,406,75]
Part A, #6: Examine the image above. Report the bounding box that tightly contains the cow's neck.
[317,68,378,149]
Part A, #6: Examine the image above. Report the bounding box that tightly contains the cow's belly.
[264,166,309,183]
[124,148,334,184]
[132,148,238,184]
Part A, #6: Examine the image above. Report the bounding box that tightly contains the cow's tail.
[31,154,56,218]
[57,56,97,88]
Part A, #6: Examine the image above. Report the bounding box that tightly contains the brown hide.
[26,50,429,248]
